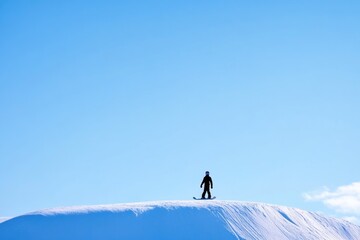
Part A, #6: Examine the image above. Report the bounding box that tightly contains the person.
[200,171,213,199]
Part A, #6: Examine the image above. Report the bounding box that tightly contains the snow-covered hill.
[1,200,359,240]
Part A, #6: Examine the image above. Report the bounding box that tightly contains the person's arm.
[210,177,213,189]
[200,178,205,188]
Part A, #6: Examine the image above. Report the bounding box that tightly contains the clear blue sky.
[1,1,359,218]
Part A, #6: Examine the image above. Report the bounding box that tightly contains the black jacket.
[201,176,213,188]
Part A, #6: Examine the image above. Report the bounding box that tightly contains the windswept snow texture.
[1,201,360,240]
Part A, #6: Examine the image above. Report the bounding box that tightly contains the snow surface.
[1,200,360,240]
[0,217,11,224]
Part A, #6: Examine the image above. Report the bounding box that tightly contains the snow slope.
[0,217,10,224]
[1,200,359,240]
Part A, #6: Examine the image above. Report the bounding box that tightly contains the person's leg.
[202,189,206,199]
[207,189,211,199]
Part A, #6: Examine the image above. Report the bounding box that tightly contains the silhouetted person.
[200,171,213,199]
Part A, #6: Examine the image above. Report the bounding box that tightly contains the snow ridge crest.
[1,200,359,240]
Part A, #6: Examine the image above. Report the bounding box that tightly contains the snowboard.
[193,197,216,200]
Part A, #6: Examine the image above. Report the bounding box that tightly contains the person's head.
[205,171,210,176]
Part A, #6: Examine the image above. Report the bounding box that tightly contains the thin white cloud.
[304,182,360,224]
